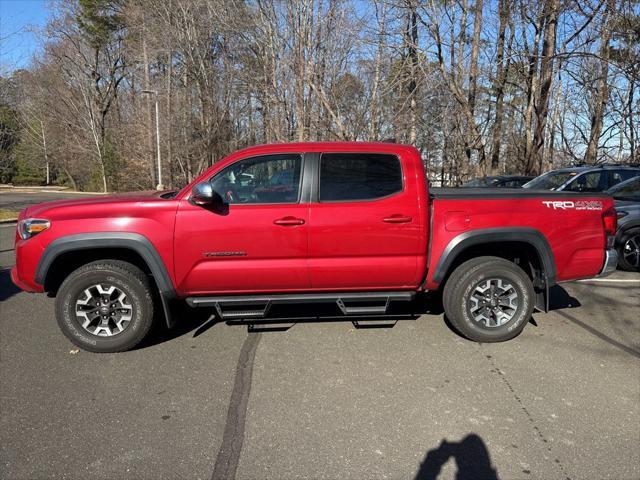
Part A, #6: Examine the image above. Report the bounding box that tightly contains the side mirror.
[191,182,226,211]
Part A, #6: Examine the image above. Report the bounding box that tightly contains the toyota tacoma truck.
[11,142,618,352]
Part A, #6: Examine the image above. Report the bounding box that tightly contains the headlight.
[617,211,628,219]
[18,218,50,240]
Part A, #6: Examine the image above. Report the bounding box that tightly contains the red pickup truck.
[11,142,618,352]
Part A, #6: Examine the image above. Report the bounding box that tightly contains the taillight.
[602,206,617,237]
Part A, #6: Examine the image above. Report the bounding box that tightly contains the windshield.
[523,171,578,190]
[606,176,640,201]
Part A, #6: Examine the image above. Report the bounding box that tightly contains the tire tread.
[443,256,534,342]
[56,260,154,353]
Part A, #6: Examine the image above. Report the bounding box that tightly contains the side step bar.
[186,291,415,321]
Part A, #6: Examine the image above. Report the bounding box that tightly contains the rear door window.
[319,153,403,201]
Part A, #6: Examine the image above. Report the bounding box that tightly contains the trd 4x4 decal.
[542,200,603,211]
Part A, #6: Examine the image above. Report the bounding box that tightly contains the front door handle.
[274,216,305,226]
[383,215,412,224]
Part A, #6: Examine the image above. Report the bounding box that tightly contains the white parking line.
[578,278,640,284]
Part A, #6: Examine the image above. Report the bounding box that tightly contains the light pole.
[141,89,163,190]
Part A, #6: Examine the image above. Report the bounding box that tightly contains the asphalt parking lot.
[1,193,639,480]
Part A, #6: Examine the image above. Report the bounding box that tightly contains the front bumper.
[10,266,36,292]
[596,249,618,278]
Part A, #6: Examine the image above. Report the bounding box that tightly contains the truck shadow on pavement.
[135,306,215,350]
[0,267,20,302]
[139,287,590,349]
[547,285,640,358]
[136,286,595,349]
[415,434,499,480]
[547,285,582,311]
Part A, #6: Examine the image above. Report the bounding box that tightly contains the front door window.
[211,154,302,204]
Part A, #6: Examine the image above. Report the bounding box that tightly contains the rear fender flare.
[431,227,556,311]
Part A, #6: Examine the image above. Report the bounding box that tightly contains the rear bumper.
[596,249,618,278]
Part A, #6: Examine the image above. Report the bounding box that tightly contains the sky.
[0,0,51,74]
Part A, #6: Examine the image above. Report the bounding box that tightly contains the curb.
[0,219,17,225]
[0,185,69,191]
[577,278,640,284]
[0,189,105,195]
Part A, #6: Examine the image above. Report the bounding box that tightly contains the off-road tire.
[55,260,154,353]
[442,256,534,343]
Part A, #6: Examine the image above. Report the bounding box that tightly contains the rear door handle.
[274,216,305,226]
[383,215,412,224]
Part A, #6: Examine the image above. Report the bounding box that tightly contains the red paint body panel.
[423,196,611,289]
[307,147,428,289]
[12,191,178,293]
[173,201,310,295]
[11,141,612,300]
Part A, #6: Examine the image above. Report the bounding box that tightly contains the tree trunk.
[369,1,387,141]
[142,32,156,187]
[546,67,563,172]
[523,7,543,172]
[405,0,418,144]
[466,0,484,166]
[490,0,512,174]
[584,0,614,164]
[530,0,560,174]
[166,50,173,187]
[629,75,636,164]
[62,167,78,191]
[456,0,468,80]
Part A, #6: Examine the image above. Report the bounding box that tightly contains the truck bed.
[430,187,610,199]
[425,187,613,289]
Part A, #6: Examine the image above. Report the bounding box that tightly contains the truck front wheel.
[55,260,154,353]
[443,256,534,342]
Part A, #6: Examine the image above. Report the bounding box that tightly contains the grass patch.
[0,209,18,222]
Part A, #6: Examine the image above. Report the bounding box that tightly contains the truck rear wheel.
[443,256,534,342]
[55,260,154,353]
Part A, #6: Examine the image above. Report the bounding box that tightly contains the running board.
[186,292,414,321]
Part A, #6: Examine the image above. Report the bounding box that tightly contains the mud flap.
[534,279,549,313]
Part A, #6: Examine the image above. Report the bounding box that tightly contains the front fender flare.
[36,232,177,327]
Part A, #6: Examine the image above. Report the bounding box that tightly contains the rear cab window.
[319,153,403,202]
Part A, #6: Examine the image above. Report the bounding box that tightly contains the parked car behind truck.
[12,142,618,352]
[462,175,534,188]
[606,175,640,271]
[523,164,639,192]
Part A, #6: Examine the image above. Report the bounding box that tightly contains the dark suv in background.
[606,176,640,272]
[523,165,640,192]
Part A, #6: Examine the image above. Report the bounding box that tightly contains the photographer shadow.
[415,434,498,480]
